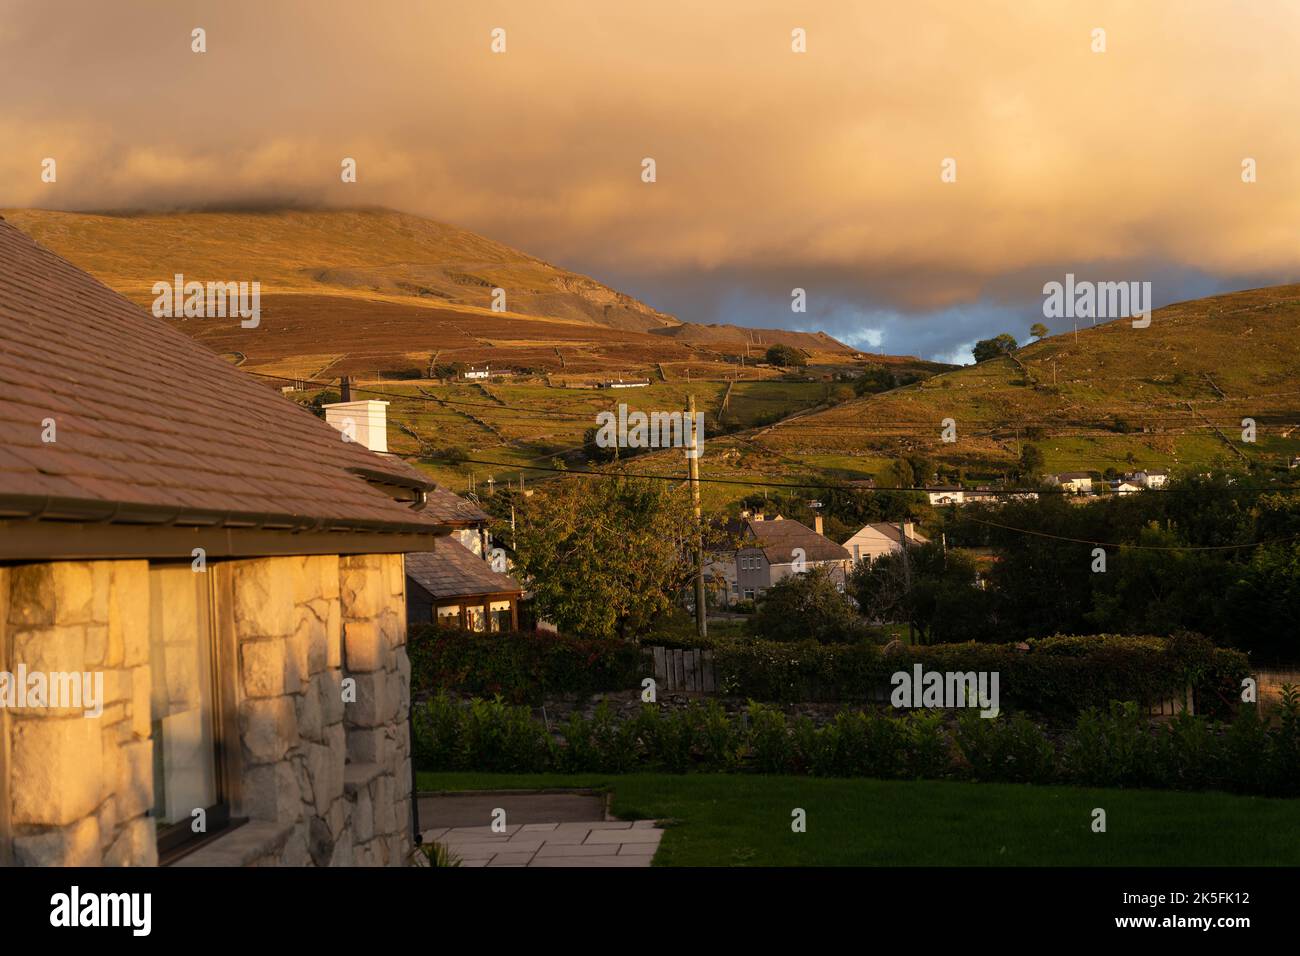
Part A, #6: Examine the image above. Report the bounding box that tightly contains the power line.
[416,453,1300,497]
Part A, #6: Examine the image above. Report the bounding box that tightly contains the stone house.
[0,219,461,867]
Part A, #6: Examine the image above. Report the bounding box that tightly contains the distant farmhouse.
[1047,471,1094,494]
[461,365,491,380]
[596,378,651,389]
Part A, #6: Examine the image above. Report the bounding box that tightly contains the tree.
[1018,444,1045,481]
[749,566,866,643]
[972,334,1018,363]
[853,367,896,396]
[1029,322,1049,341]
[765,343,807,368]
[510,474,698,639]
[848,543,992,644]
[886,458,915,489]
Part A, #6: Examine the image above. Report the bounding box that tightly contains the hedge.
[408,626,642,705]
[412,690,1300,798]
[712,631,1249,720]
[408,626,1251,721]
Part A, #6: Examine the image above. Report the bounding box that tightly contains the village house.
[925,485,966,506]
[729,514,851,602]
[842,522,929,565]
[1131,469,1169,489]
[405,546,521,632]
[1047,471,1094,494]
[315,396,525,636]
[0,219,466,867]
[461,365,491,380]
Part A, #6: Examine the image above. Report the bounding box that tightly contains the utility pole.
[688,394,707,639]
[898,516,913,645]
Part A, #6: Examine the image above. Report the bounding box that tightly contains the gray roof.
[405,540,521,600]
[742,518,850,564]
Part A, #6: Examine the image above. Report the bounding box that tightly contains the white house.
[462,365,491,380]
[926,486,965,506]
[1112,480,1144,495]
[1048,472,1093,494]
[842,522,928,565]
[1133,470,1169,489]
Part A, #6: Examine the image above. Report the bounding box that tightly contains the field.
[419,772,1300,866]
[15,206,1297,501]
[751,286,1300,480]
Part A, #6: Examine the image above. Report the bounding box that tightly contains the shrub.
[410,691,1297,797]
[955,710,1056,783]
[408,627,642,705]
[712,633,1248,721]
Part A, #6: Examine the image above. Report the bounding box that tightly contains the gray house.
[731,515,851,602]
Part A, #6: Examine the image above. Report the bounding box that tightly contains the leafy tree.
[1018,444,1045,481]
[511,474,698,639]
[749,566,866,644]
[972,334,1018,363]
[849,543,993,644]
[886,458,915,488]
[853,367,896,396]
[765,343,807,368]
[582,426,618,463]
[305,390,341,418]
[1029,322,1049,341]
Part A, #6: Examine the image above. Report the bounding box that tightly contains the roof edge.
[0,493,453,537]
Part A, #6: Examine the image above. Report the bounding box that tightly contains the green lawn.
[417,772,1300,866]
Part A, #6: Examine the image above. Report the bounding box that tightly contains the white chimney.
[813,515,824,535]
[322,400,390,453]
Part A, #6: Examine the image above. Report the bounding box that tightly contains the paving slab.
[417,792,606,829]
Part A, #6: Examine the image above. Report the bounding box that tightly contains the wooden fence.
[646,646,716,693]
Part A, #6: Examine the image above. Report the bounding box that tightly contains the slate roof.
[860,522,930,546]
[0,217,460,534]
[405,540,522,600]
[741,517,850,564]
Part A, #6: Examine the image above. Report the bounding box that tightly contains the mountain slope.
[752,285,1300,478]
[1,207,679,332]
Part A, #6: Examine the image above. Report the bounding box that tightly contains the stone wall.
[0,560,155,866]
[0,552,412,867]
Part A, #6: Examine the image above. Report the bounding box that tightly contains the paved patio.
[417,791,664,867]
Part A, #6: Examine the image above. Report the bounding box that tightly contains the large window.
[148,564,230,859]
[436,604,461,627]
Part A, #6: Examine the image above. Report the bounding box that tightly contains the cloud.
[4,0,1300,356]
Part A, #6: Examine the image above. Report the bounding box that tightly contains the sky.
[4,0,1300,362]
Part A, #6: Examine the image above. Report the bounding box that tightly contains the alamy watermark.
[593,403,705,459]
[890,665,999,717]
[152,273,260,328]
[0,665,104,717]
[1042,273,1151,328]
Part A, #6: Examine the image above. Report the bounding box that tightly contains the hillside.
[748,285,1300,480]
[2,208,871,383]
[2,207,680,331]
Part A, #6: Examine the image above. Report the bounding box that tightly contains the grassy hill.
[3,208,877,382]
[749,285,1300,481]
[7,207,942,490]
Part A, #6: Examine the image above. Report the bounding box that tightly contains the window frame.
[153,561,244,864]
